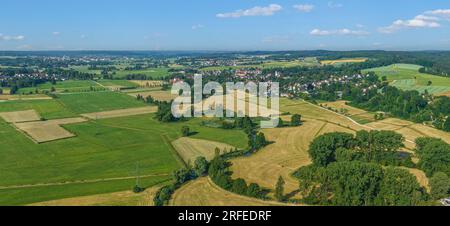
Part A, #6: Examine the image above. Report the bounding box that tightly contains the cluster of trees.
[154,101,180,122]
[350,86,450,132]
[308,131,413,167]
[136,94,155,104]
[295,156,427,206]
[415,137,450,178]
[208,152,268,199]
[153,156,209,206]
[294,131,450,205]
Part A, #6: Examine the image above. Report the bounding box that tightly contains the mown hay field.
[320,58,367,65]
[170,177,298,206]
[29,184,164,206]
[128,90,177,102]
[81,106,157,120]
[0,110,40,123]
[172,137,235,164]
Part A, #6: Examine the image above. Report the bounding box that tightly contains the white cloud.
[293,4,314,13]
[192,24,205,30]
[80,34,87,39]
[52,31,61,36]
[379,14,441,33]
[328,1,343,8]
[0,34,25,41]
[426,9,450,19]
[216,4,282,18]
[310,28,369,36]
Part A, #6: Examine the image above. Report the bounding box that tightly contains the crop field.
[0,99,77,119]
[128,90,177,102]
[0,110,40,123]
[129,80,163,87]
[172,137,235,163]
[17,80,102,94]
[96,80,137,89]
[363,64,450,95]
[81,106,157,120]
[0,113,247,205]
[29,184,166,206]
[200,58,320,71]
[113,68,170,79]
[56,92,146,114]
[320,58,368,65]
[14,117,88,143]
[170,177,296,206]
[69,66,103,75]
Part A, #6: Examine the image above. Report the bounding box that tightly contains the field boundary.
[0,173,170,191]
[161,134,188,168]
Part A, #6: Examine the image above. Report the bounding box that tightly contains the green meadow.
[97,79,137,88]
[17,80,102,94]
[56,92,146,114]
[364,64,450,95]
[0,99,77,119]
[0,114,248,205]
[112,68,170,79]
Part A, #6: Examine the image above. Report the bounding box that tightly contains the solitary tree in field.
[181,126,190,137]
[275,176,285,202]
[291,114,302,126]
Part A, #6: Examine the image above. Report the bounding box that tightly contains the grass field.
[56,92,146,114]
[320,58,368,65]
[363,64,450,95]
[200,58,320,71]
[113,68,170,79]
[97,80,137,88]
[0,113,247,205]
[0,99,77,119]
[69,66,103,75]
[17,80,102,94]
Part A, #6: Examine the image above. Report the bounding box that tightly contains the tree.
[376,168,425,206]
[416,138,450,177]
[254,132,267,150]
[275,176,285,202]
[429,172,450,200]
[247,183,263,198]
[181,126,190,137]
[277,117,284,128]
[50,86,56,92]
[0,88,3,95]
[308,132,354,166]
[231,179,248,195]
[193,156,209,177]
[291,114,302,126]
[443,117,450,132]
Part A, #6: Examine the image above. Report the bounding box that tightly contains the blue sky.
[1,0,450,51]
